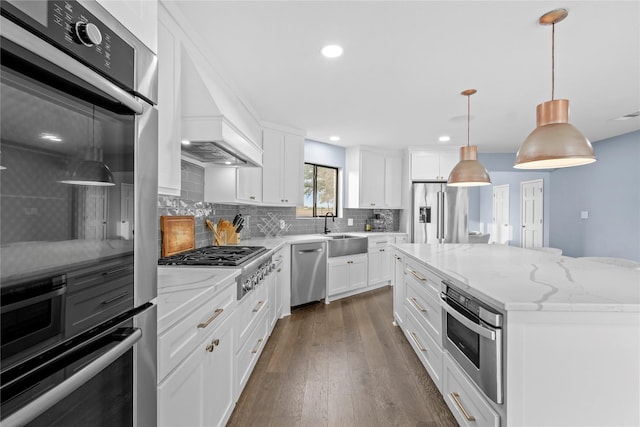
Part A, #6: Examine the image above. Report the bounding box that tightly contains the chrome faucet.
[323,212,335,234]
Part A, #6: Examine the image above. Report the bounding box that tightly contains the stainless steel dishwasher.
[291,242,327,307]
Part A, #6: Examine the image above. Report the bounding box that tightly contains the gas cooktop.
[157,245,267,267]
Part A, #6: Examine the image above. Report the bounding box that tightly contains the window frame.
[303,162,339,218]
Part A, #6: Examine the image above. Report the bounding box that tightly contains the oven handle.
[1,328,142,427]
[1,287,66,311]
[440,297,497,341]
[1,16,144,115]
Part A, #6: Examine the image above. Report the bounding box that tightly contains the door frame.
[492,184,510,244]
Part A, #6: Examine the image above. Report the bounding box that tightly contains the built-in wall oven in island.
[441,281,505,405]
[0,1,157,425]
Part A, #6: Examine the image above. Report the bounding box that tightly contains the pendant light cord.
[551,23,555,100]
[467,93,471,147]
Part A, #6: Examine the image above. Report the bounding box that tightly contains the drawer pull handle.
[205,338,220,353]
[253,300,264,313]
[450,392,476,422]
[251,338,264,354]
[102,266,133,277]
[197,308,224,329]
[409,331,427,352]
[409,269,427,282]
[277,268,281,272]
[101,291,129,305]
[410,297,427,312]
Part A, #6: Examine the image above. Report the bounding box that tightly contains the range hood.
[181,115,262,167]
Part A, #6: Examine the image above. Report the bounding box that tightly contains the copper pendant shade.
[448,89,491,187]
[514,9,596,169]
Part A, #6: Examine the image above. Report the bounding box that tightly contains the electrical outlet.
[580,211,589,219]
[347,218,353,226]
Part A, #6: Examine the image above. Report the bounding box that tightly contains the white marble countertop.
[395,243,640,313]
[239,231,408,252]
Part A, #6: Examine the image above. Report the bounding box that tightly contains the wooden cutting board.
[160,215,196,257]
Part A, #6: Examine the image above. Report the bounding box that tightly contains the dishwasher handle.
[297,248,323,254]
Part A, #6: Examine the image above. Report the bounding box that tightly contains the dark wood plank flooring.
[227,286,457,427]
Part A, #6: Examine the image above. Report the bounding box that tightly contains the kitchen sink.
[324,234,367,258]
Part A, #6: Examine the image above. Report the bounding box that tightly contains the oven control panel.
[446,286,481,316]
[1,0,134,90]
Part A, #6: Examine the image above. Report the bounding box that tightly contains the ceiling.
[170,1,639,153]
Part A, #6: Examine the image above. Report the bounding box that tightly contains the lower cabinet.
[326,254,367,301]
[392,250,405,327]
[158,314,235,427]
[367,235,393,286]
[443,353,500,427]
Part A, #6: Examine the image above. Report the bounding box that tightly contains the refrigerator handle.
[441,190,446,242]
[436,191,441,240]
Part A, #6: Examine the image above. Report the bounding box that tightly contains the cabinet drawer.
[405,309,443,391]
[158,283,236,381]
[443,353,500,427]
[405,258,441,300]
[405,277,442,346]
[236,309,268,398]
[66,256,134,293]
[236,280,269,352]
[368,235,393,248]
[65,280,133,338]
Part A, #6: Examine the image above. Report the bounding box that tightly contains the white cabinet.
[236,167,262,203]
[262,128,304,206]
[392,250,405,327]
[158,312,235,427]
[204,167,262,204]
[345,147,403,209]
[410,150,458,181]
[326,254,367,301]
[271,246,287,324]
[395,234,409,244]
[367,235,393,286]
[96,0,158,53]
[157,8,181,195]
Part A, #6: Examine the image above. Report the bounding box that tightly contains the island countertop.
[395,243,640,312]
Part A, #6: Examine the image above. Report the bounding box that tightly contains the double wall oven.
[0,1,157,425]
[441,281,505,405]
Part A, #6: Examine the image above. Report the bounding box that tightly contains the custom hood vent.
[181,116,262,167]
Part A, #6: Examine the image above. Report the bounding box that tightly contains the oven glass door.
[0,37,135,283]
[446,301,480,368]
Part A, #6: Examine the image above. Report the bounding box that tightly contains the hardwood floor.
[227,287,457,427]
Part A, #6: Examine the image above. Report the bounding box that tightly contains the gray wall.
[549,131,640,260]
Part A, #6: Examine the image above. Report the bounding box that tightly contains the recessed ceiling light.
[321,45,343,58]
[438,135,451,142]
[181,140,191,145]
[224,161,232,165]
[40,133,62,142]
[329,136,340,142]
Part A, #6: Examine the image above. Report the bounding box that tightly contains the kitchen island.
[394,243,640,427]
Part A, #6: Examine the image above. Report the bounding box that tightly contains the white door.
[521,179,544,248]
[81,186,108,240]
[492,185,510,244]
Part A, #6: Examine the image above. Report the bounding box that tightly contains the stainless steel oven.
[0,0,157,425]
[441,281,505,404]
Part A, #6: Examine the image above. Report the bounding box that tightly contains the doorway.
[492,185,510,244]
[520,179,544,248]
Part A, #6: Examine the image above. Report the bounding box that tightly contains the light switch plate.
[580,211,589,219]
[347,218,353,226]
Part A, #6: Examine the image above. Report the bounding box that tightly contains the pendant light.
[59,106,115,186]
[514,8,596,169]
[447,89,491,187]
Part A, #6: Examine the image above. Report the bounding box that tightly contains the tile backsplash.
[157,160,401,257]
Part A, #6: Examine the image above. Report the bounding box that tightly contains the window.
[298,163,338,217]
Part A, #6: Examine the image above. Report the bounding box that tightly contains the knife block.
[226,229,239,244]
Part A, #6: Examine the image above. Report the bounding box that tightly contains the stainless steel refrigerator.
[412,182,469,244]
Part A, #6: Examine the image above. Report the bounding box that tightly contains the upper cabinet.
[157,8,181,196]
[262,127,304,206]
[203,167,262,204]
[410,149,459,181]
[345,147,403,209]
[96,0,158,52]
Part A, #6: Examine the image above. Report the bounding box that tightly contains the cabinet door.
[359,150,385,207]
[97,0,158,52]
[378,247,392,282]
[203,319,235,427]
[267,272,277,332]
[282,134,304,205]
[438,151,459,181]
[368,249,383,285]
[237,167,262,203]
[157,17,181,195]
[411,152,440,181]
[158,342,206,427]
[349,257,367,290]
[262,129,283,204]
[393,251,405,326]
[328,260,349,296]
[385,156,402,208]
